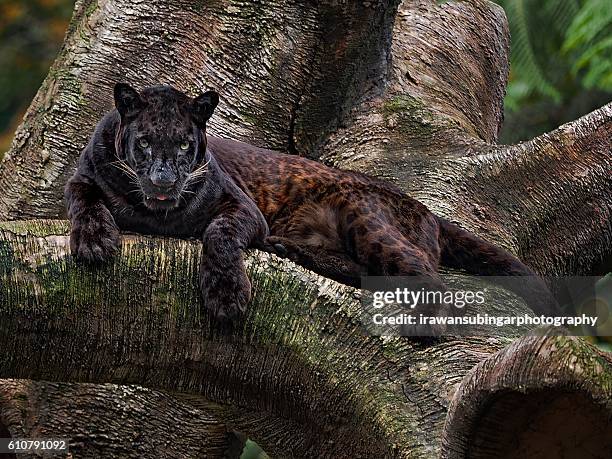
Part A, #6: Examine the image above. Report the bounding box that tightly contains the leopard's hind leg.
[263,200,365,286]
[262,235,364,287]
[344,213,456,335]
[345,211,441,279]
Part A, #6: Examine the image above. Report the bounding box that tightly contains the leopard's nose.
[150,174,176,188]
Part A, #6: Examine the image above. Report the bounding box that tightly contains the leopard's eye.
[138,138,149,149]
[179,141,190,150]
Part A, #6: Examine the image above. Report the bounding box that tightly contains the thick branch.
[1,221,610,457]
[442,334,612,458]
[0,220,514,456]
[403,105,612,275]
[317,0,611,275]
[0,379,229,458]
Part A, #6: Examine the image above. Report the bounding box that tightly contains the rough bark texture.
[0,0,609,275]
[442,334,612,458]
[0,379,229,458]
[0,0,610,457]
[1,221,611,458]
[0,220,519,457]
[316,0,611,276]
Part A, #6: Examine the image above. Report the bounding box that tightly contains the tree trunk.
[0,0,610,457]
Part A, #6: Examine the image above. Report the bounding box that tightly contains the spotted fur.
[65,84,268,323]
[66,84,557,326]
[210,137,557,316]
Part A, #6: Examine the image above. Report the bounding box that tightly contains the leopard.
[65,83,558,328]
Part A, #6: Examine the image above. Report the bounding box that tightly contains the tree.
[495,0,612,143]
[0,0,74,152]
[0,0,610,457]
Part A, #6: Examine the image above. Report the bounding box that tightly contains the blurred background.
[496,0,611,143]
[0,0,73,153]
[0,0,610,154]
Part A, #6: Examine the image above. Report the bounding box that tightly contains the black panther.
[66,83,558,325]
[65,83,269,322]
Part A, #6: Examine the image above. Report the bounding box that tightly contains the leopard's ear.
[191,90,219,127]
[114,83,145,118]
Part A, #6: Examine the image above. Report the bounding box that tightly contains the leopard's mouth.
[143,193,179,209]
[141,180,187,210]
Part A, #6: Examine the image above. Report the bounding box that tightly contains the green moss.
[84,0,98,18]
[565,336,612,386]
[240,112,258,125]
[383,95,426,115]
[0,240,16,276]
[382,95,445,139]
[0,220,70,237]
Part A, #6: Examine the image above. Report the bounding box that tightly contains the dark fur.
[66,84,557,325]
[65,84,268,322]
[207,138,557,315]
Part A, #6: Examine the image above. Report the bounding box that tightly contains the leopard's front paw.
[200,267,252,325]
[265,236,304,262]
[70,205,120,263]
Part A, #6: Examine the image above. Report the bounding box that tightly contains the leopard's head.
[113,83,219,210]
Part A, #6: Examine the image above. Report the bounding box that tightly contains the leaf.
[497,0,562,107]
[562,0,612,91]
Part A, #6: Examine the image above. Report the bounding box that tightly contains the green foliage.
[496,0,612,143]
[563,0,612,90]
[241,439,270,459]
[501,0,566,109]
[0,0,74,152]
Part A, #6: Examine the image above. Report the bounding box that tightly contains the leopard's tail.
[437,217,559,315]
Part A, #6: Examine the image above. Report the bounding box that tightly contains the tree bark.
[0,220,517,457]
[0,379,230,458]
[441,334,612,458]
[1,220,611,458]
[0,0,610,457]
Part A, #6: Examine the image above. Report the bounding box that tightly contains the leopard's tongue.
[156,195,169,201]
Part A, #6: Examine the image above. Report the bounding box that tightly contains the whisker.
[187,172,208,183]
[117,164,136,175]
[186,159,211,184]
[106,158,144,200]
[190,162,209,172]
[186,174,207,185]
[189,170,208,178]
[109,164,139,180]
[108,156,139,180]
